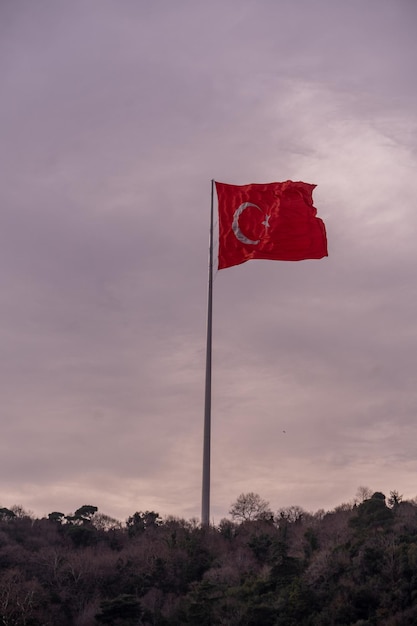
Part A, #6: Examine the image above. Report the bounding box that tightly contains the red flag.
[216,180,328,270]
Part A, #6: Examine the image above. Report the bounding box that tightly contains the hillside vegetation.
[1,490,417,625]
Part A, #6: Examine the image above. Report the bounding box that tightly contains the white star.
[262,214,271,229]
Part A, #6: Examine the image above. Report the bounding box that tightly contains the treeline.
[1,489,417,624]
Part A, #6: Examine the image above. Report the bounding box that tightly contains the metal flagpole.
[201,179,214,526]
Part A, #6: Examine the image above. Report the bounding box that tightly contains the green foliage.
[126,510,162,536]
[217,517,237,539]
[48,511,65,522]
[304,527,319,558]
[350,491,393,531]
[248,532,273,561]
[179,580,224,625]
[96,594,143,625]
[1,492,417,624]
[66,523,98,547]
[0,507,16,520]
[66,504,98,525]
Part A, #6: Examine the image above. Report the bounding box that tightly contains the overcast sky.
[1,0,417,523]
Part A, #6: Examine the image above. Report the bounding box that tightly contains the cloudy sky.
[1,0,417,523]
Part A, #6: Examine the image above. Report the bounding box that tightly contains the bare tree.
[388,490,403,508]
[229,493,272,522]
[276,505,306,524]
[355,485,373,504]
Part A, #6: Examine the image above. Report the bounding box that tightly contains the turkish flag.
[216,180,328,270]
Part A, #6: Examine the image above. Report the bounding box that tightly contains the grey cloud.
[1,0,417,521]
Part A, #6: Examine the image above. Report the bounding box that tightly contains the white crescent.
[232,202,262,245]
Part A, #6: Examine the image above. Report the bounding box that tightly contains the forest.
[1,488,417,625]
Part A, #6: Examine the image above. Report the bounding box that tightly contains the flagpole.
[201,179,214,526]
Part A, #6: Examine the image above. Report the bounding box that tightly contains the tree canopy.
[0,489,417,624]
